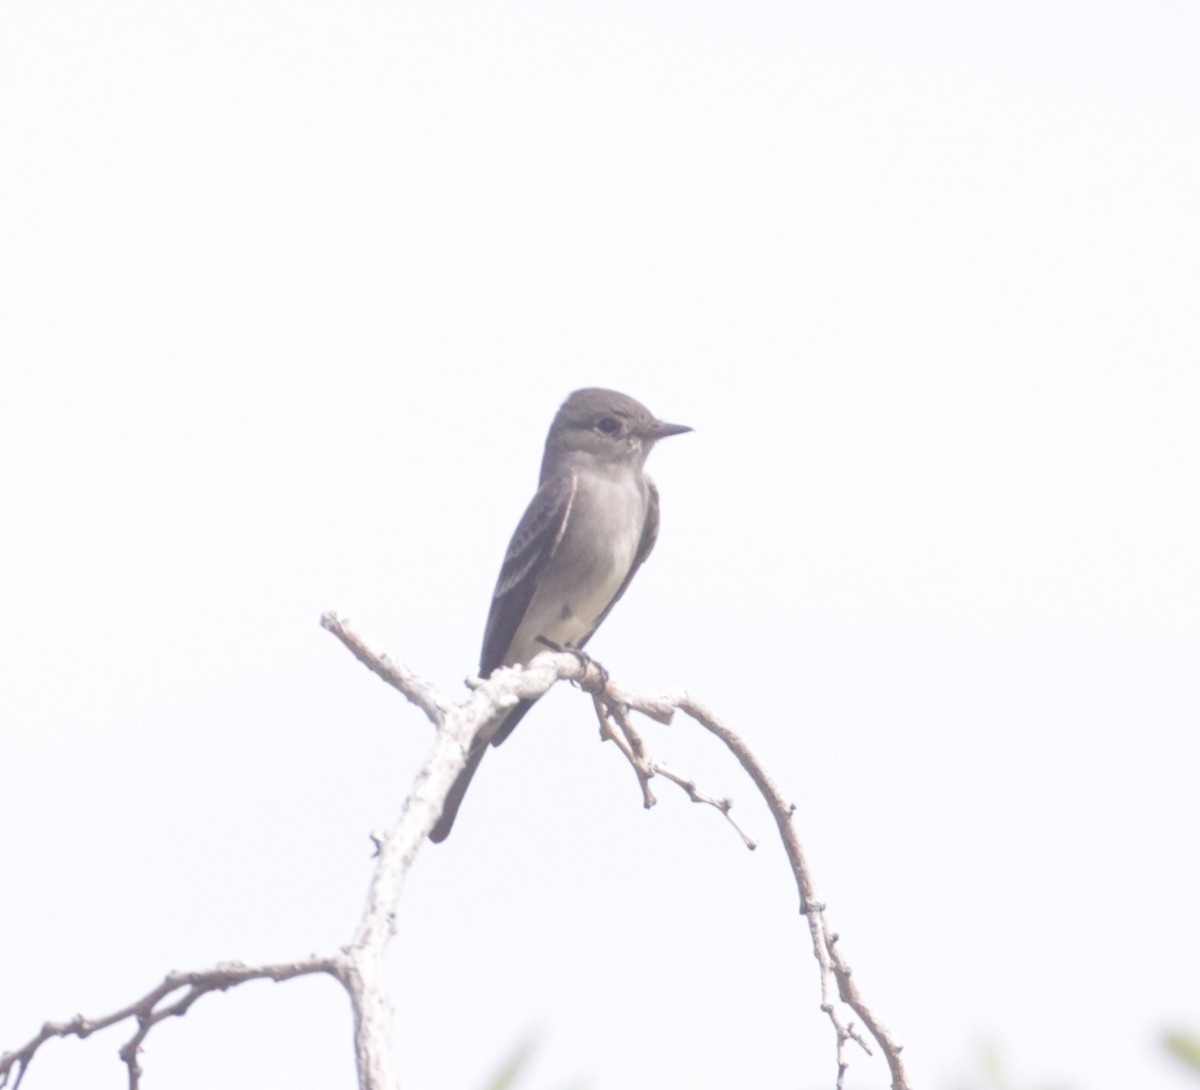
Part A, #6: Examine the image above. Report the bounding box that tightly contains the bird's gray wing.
[479,468,578,677]
[577,475,660,649]
[436,473,653,841]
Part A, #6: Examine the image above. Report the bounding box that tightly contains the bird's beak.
[650,420,693,440]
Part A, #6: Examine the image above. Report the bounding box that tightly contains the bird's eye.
[596,417,622,436]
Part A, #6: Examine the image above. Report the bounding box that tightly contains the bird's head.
[541,387,692,478]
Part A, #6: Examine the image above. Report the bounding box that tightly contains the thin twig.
[595,695,657,807]
[582,680,909,1090]
[648,761,757,850]
[677,693,908,1090]
[1,960,341,1090]
[321,612,451,725]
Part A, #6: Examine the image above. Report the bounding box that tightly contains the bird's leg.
[534,635,609,695]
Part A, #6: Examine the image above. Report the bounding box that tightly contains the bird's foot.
[534,636,609,695]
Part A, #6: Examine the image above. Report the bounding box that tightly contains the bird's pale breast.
[503,469,647,666]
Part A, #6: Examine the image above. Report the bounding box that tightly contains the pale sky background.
[1,3,1198,1090]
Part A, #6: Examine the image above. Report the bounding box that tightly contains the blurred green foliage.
[476,1025,1200,1090]
[481,1037,588,1090]
[1164,1030,1200,1080]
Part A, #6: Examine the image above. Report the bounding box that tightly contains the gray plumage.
[430,387,691,842]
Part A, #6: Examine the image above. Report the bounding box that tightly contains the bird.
[429,387,692,842]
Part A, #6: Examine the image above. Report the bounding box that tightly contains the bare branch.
[321,621,910,1090]
[320,620,603,1090]
[320,612,452,726]
[609,686,909,1090]
[593,694,657,807]
[647,761,758,850]
[4,624,907,1090]
[2,623,596,1090]
[1,960,341,1090]
[592,693,757,847]
[676,694,907,1090]
[567,672,908,1087]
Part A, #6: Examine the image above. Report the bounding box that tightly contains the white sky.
[2,3,1198,1089]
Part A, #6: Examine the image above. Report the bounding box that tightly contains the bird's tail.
[429,742,489,843]
[428,699,535,842]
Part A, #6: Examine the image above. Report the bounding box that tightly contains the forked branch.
[2,615,907,1090]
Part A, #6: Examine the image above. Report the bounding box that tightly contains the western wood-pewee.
[430,387,691,842]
